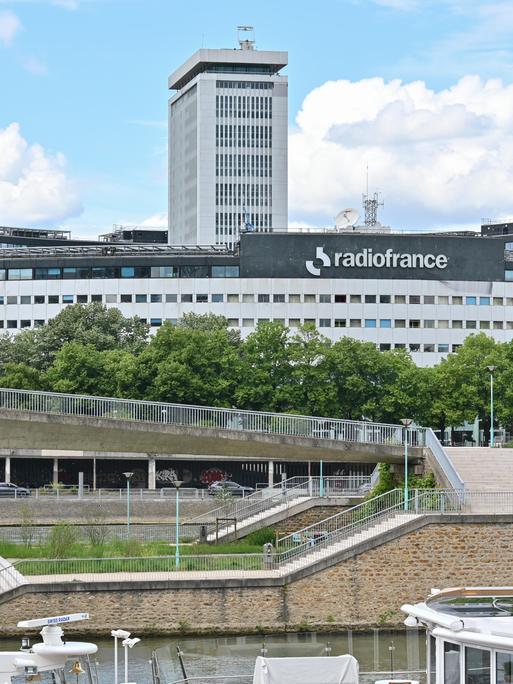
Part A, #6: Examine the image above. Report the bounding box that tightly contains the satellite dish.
[335,208,359,231]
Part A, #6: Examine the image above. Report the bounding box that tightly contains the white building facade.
[168,45,288,248]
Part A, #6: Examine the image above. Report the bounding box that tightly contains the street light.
[122,636,141,684]
[123,472,133,537]
[111,628,131,684]
[172,480,184,568]
[487,365,497,448]
[401,419,413,511]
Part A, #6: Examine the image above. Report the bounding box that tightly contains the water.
[0,629,426,683]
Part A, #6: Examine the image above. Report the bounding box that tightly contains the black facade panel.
[239,233,505,281]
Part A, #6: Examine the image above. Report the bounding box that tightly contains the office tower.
[168,32,288,247]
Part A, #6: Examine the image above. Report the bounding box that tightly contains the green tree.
[45,343,107,395]
[0,362,44,390]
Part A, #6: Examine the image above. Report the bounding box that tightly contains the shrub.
[244,527,276,547]
[46,524,76,558]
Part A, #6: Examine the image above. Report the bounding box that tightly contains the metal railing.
[426,428,465,492]
[0,387,426,447]
[20,487,215,500]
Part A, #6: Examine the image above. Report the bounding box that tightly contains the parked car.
[0,483,30,497]
[208,480,254,496]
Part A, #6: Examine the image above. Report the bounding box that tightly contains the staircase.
[445,448,513,490]
[0,557,26,594]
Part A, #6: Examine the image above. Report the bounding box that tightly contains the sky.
[2,0,513,237]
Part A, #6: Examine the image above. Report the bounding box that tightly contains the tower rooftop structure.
[168,48,288,91]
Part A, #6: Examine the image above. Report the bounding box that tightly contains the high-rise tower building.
[168,31,288,248]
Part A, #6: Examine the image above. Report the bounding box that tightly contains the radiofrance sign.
[305,246,449,276]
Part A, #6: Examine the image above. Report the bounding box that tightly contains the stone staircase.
[445,448,513,490]
[276,510,422,575]
[0,557,25,593]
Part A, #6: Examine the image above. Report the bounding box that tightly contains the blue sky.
[2,0,513,236]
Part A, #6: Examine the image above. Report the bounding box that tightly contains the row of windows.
[318,318,512,330]
[216,81,274,90]
[216,178,271,208]
[0,265,241,281]
[215,212,272,232]
[216,154,273,180]
[216,124,274,156]
[216,94,272,120]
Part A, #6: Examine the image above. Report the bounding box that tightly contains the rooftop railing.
[0,388,426,448]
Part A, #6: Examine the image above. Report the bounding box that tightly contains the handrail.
[0,387,426,447]
[425,428,465,493]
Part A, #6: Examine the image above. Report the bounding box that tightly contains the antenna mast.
[237,25,255,50]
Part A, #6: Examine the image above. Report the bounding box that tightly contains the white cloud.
[141,212,168,228]
[21,56,48,75]
[0,10,21,46]
[289,75,513,228]
[0,123,82,225]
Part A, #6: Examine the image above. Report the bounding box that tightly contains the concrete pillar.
[148,457,156,490]
[268,461,274,488]
[93,457,97,491]
[4,456,10,483]
[53,458,59,486]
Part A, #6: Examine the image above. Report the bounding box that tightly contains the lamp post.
[487,365,497,448]
[111,629,131,684]
[122,472,133,537]
[173,480,184,568]
[401,419,413,511]
[122,636,141,684]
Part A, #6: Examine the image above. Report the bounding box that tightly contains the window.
[7,320,16,329]
[6,296,16,305]
[242,318,254,327]
[506,242,513,251]
[350,294,361,303]
[424,344,435,352]
[444,642,461,684]
[150,318,162,327]
[165,294,177,303]
[465,646,490,684]
[105,294,117,303]
[180,265,209,278]
[92,266,117,279]
[409,319,421,328]
[453,344,462,351]
[20,296,31,305]
[380,319,392,328]
[121,266,135,278]
[505,271,513,282]
[242,294,254,303]
[227,294,239,303]
[151,294,163,303]
[20,320,30,328]
[379,343,391,351]
[380,295,391,303]
[227,318,239,326]
[395,295,406,304]
[452,296,463,305]
[507,322,513,329]
[507,298,513,306]
[496,652,513,684]
[289,318,300,327]
[181,294,193,303]
[395,319,406,328]
[480,321,490,329]
[273,294,285,303]
[258,294,270,303]
[48,295,59,304]
[62,295,74,304]
[77,295,88,304]
[319,319,331,327]
[438,295,449,304]
[212,265,240,278]
[409,343,421,352]
[409,295,421,304]
[319,294,331,303]
[34,295,45,304]
[493,321,504,329]
[350,319,361,327]
[466,296,477,305]
[196,294,208,303]
[63,267,77,279]
[258,318,270,324]
[273,318,285,324]
[365,295,376,303]
[120,294,133,303]
[334,319,346,327]
[365,319,377,328]
[424,295,435,304]
[166,318,177,325]
[480,297,490,305]
[91,295,102,302]
[303,318,315,325]
[288,294,300,303]
[136,294,148,303]
[304,294,316,303]
[0,270,5,280]
[35,267,61,280]
[438,344,449,353]
[452,320,463,329]
[493,297,504,305]
[334,294,347,303]
[212,294,224,303]
[466,320,477,329]
[438,320,449,328]
[424,320,436,328]
[151,266,178,278]
[395,343,406,349]
[8,268,32,280]
[34,320,44,327]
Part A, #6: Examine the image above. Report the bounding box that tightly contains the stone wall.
[1,518,512,637]
[274,506,348,538]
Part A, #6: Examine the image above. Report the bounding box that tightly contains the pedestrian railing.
[0,387,426,447]
[425,428,465,492]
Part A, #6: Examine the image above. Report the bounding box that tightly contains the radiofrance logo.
[305,246,449,276]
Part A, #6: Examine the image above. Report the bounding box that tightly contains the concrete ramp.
[445,447,513,490]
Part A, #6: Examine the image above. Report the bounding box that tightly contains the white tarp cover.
[252,654,359,684]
